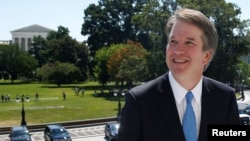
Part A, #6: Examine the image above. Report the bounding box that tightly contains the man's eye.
[186,41,194,46]
[169,40,177,45]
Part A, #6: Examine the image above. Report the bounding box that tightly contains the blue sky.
[226,0,249,20]
[0,0,249,41]
[0,0,99,41]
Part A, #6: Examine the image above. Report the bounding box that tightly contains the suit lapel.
[199,77,217,141]
[157,73,186,141]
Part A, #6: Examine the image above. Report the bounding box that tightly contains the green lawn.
[0,80,124,127]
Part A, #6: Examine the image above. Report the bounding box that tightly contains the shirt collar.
[169,71,202,105]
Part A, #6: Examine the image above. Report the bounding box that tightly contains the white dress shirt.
[168,71,202,136]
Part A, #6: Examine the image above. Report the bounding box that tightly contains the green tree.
[107,40,148,86]
[46,26,79,63]
[29,26,89,81]
[145,49,167,80]
[132,0,170,50]
[84,0,250,84]
[193,0,250,84]
[82,0,165,79]
[29,35,49,67]
[0,44,38,83]
[81,0,144,57]
[38,61,81,87]
[131,0,170,79]
[94,43,125,85]
[236,60,250,86]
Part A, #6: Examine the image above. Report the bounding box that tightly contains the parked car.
[239,109,250,125]
[105,122,120,141]
[44,124,72,141]
[9,125,32,141]
[244,105,250,115]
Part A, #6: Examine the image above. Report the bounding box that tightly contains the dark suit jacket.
[117,72,240,141]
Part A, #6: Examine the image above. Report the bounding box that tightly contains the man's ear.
[203,50,212,65]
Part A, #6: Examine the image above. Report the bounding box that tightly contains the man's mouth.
[173,59,188,63]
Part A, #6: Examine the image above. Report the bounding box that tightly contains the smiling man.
[117,8,240,141]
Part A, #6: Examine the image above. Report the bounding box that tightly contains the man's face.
[166,20,211,80]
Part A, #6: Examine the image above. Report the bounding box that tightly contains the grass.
[0,80,125,127]
[1,80,239,127]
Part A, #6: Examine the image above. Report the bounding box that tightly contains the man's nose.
[174,43,185,54]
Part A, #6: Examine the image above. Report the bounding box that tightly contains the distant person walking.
[26,94,30,102]
[16,94,20,102]
[63,91,66,100]
[1,94,5,102]
[5,94,10,102]
[81,88,85,97]
[35,93,39,101]
[75,87,79,96]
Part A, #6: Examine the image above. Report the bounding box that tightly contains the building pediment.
[11,24,54,33]
[10,24,54,51]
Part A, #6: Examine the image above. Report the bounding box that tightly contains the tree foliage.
[81,0,144,57]
[106,40,148,86]
[132,0,170,50]
[28,35,48,67]
[38,61,81,87]
[29,26,89,81]
[83,0,250,85]
[94,43,125,85]
[0,44,38,83]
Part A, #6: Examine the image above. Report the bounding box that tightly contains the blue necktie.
[183,92,197,141]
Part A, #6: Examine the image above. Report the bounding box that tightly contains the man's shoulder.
[129,73,168,97]
[203,76,234,92]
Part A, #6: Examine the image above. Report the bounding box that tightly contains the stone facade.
[10,24,54,51]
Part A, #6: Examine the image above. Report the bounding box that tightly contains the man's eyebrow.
[186,37,195,41]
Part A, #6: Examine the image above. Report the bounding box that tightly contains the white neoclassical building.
[10,24,54,51]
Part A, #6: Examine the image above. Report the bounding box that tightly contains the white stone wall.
[11,32,48,51]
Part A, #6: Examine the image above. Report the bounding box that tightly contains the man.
[117,8,240,141]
